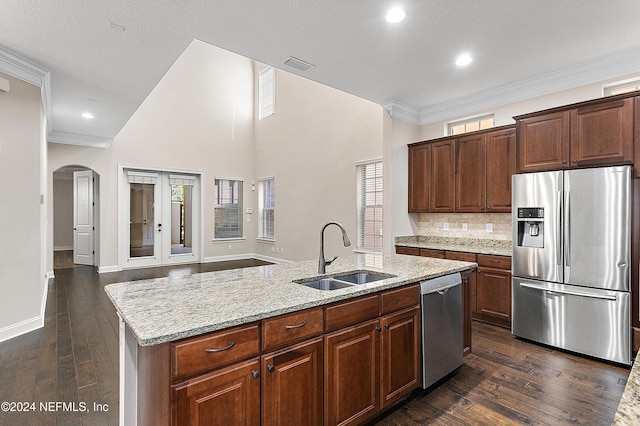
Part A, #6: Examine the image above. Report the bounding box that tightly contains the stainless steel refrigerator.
[512,165,631,365]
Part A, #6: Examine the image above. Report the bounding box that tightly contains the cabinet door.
[517,111,570,172]
[262,338,323,426]
[456,133,486,212]
[325,320,380,426]
[172,357,260,426]
[431,140,455,212]
[486,128,516,212]
[476,268,512,328]
[380,306,420,408]
[408,144,431,212]
[570,97,634,167]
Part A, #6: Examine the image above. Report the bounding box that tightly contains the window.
[258,66,275,120]
[603,78,640,96]
[258,178,274,240]
[357,161,383,251]
[448,114,494,135]
[214,179,243,239]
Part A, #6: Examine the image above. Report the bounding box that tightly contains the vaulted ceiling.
[2,0,640,147]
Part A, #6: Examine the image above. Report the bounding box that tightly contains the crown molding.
[48,131,112,148]
[381,100,420,125]
[385,48,640,127]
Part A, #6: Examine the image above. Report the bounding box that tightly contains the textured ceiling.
[2,0,640,146]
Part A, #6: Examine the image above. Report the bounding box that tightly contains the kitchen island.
[105,253,475,425]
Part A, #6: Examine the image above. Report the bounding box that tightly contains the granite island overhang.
[105,253,476,346]
[105,253,476,424]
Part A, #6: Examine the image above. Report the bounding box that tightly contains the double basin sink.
[293,271,397,291]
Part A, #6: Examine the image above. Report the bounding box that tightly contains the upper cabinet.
[407,140,455,213]
[516,95,635,173]
[408,125,515,214]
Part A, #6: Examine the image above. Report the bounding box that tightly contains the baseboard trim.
[46,270,55,279]
[203,253,291,264]
[0,315,43,344]
[98,265,122,274]
[54,246,74,251]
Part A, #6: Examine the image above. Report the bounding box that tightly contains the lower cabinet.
[325,306,420,426]
[262,338,324,426]
[144,285,422,426]
[475,254,512,328]
[172,357,261,426]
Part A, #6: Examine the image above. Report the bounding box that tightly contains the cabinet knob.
[375,327,382,332]
[267,365,275,373]
[251,370,260,379]
[572,160,577,163]
[384,324,390,329]
[562,160,567,164]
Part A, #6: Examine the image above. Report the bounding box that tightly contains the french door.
[123,169,200,268]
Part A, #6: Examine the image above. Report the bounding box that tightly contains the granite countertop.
[613,352,640,425]
[105,253,476,347]
[395,236,512,257]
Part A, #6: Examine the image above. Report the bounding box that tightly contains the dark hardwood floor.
[0,261,630,426]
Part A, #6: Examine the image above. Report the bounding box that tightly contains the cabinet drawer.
[380,284,420,315]
[262,307,324,352]
[445,251,477,262]
[477,254,511,270]
[325,295,379,333]
[396,246,419,256]
[419,248,445,259]
[171,324,259,381]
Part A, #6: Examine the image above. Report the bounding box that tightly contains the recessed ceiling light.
[81,112,94,119]
[455,53,473,67]
[386,7,406,23]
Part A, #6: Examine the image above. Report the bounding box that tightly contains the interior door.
[73,170,94,265]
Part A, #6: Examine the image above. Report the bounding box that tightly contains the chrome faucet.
[318,221,351,274]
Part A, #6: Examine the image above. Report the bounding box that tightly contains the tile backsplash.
[416,213,512,241]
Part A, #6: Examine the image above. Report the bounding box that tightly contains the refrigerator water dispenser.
[516,208,544,248]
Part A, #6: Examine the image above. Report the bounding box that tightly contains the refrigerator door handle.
[556,190,562,267]
[564,189,571,273]
[519,283,617,301]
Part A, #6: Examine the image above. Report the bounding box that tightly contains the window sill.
[212,237,246,243]
[256,237,275,244]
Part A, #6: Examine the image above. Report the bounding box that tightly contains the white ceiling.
[2,0,640,147]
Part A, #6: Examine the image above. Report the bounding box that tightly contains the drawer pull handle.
[285,321,306,329]
[204,342,235,353]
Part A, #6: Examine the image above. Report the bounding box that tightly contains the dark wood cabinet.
[395,245,419,256]
[325,320,380,426]
[486,128,516,212]
[570,97,634,167]
[262,338,323,426]
[380,306,420,409]
[172,357,261,426]
[475,255,512,328]
[516,94,635,173]
[408,143,431,212]
[456,133,486,212]
[419,248,445,259]
[408,125,515,214]
[431,140,456,212]
[517,111,570,172]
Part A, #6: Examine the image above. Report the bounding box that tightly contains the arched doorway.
[52,165,100,269]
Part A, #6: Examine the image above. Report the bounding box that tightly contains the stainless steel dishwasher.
[420,272,463,388]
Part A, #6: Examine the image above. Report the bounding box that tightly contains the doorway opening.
[52,165,100,269]
[121,168,201,269]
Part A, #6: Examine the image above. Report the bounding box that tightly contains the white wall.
[48,40,256,270]
[253,67,383,262]
[0,72,46,338]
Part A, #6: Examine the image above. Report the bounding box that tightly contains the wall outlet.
[486,223,493,233]
[443,222,449,231]
[228,245,232,250]
[462,223,468,231]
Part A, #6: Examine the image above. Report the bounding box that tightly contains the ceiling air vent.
[283,56,315,72]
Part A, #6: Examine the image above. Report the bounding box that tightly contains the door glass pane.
[171,184,193,255]
[130,183,155,258]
